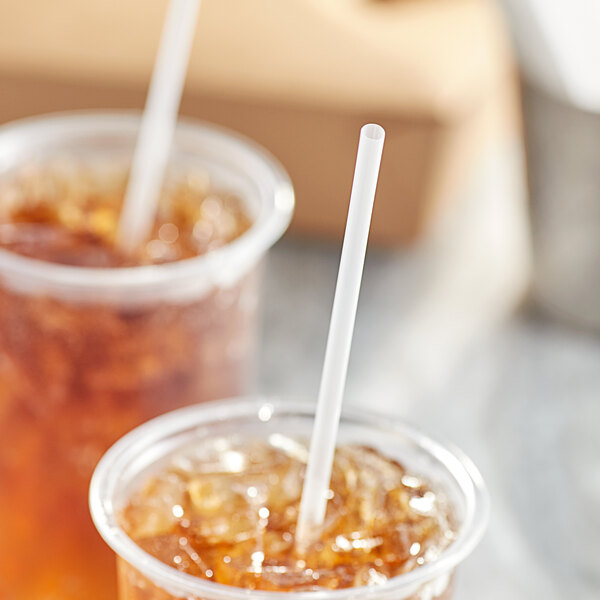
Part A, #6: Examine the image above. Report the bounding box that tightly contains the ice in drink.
[120,438,456,596]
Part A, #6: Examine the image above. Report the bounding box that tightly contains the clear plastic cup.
[0,112,293,600]
[90,397,489,600]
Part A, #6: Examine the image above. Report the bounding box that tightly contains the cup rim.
[0,110,294,291]
[89,396,490,600]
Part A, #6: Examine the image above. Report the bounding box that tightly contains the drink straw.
[296,124,385,549]
[116,0,201,253]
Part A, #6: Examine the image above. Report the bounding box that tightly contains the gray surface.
[258,239,600,600]
[524,84,600,330]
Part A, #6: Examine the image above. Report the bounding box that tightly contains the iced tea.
[90,400,489,600]
[0,114,293,600]
[120,439,456,598]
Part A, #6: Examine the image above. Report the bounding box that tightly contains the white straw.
[296,124,385,549]
[116,0,201,252]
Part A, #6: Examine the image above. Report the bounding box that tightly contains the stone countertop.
[258,238,600,600]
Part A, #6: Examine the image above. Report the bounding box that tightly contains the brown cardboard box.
[0,0,519,244]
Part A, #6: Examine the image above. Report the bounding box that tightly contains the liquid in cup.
[0,114,293,600]
[90,398,489,600]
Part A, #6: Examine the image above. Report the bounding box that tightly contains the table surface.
[258,238,600,600]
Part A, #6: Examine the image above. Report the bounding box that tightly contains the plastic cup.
[90,397,489,600]
[0,112,293,600]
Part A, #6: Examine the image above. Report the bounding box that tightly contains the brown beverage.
[120,438,456,597]
[0,114,293,600]
[90,400,489,600]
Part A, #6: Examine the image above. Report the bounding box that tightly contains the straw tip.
[361,123,385,142]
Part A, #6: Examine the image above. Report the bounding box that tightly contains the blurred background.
[0,0,598,598]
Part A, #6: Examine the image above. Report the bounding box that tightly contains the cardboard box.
[0,0,520,244]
